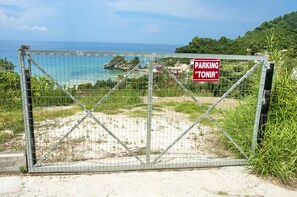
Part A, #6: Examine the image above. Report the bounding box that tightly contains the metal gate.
[19,46,269,173]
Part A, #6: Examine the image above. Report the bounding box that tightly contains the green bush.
[30,75,74,106]
[0,71,22,111]
[0,69,74,111]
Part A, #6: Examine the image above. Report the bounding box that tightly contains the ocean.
[0,40,181,84]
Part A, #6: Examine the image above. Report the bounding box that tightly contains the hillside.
[176,11,297,57]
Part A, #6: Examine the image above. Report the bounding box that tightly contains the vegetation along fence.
[0,57,24,152]
[18,45,272,173]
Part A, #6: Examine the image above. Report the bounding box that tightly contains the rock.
[104,56,140,71]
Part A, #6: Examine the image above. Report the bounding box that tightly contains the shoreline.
[60,69,148,88]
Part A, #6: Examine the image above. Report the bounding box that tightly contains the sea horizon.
[0,40,181,55]
[0,40,182,85]
[0,40,182,64]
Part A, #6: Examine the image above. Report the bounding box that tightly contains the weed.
[217,191,228,196]
[96,138,107,144]
[134,147,146,155]
[124,139,132,145]
[19,166,27,174]
[190,133,200,142]
[126,147,161,156]
[127,109,147,118]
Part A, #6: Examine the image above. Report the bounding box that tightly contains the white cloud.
[108,0,226,20]
[0,10,17,27]
[22,25,49,31]
[31,25,48,31]
[0,0,52,32]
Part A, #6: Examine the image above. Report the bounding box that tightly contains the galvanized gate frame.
[19,46,269,172]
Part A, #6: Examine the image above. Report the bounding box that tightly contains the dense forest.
[176,11,297,58]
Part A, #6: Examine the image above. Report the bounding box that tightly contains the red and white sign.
[192,58,220,82]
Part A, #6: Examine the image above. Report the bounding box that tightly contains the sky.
[0,0,297,45]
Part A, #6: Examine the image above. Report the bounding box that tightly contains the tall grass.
[250,60,297,183]
[221,97,257,158]
[222,34,297,182]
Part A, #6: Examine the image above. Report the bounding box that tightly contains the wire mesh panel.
[149,57,264,168]
[19,47,268,172]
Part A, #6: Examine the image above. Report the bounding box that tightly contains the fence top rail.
[24,49,268,61]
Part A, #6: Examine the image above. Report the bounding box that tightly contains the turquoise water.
[0,40,181,84]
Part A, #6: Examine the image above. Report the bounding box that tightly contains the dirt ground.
[0,167,296,197]
[25,104,232,164]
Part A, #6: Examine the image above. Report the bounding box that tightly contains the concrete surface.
[0,152,26,173]
[0,167,296,197]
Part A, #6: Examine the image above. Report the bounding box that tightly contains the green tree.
[176,11,297,58]
[131,57,140,66]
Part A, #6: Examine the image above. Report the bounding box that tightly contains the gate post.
[19,45,37,171]
[252,61,274,154]
[257,62,274,146]
[146,54,154,168]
